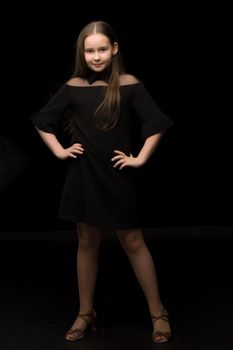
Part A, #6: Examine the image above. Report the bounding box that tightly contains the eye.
[85,49,94,53]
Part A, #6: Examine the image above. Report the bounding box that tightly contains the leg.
[76,223,102,313]
[65,223,102,340]
[116,227,171,342]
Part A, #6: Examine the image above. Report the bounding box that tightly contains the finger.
[114,150,125,155]
[113,159,126,168]
[71,151,83,155]
[73,147,84,152]
[119,163,127,170]
[73,144,84,150]
[69,154,77,158]
[111,155,124,161]
[70,150,83,157]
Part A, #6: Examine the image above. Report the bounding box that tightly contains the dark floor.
[1,227,233,350]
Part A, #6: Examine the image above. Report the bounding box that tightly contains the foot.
[65,310,96,341]
[151,309,172,343]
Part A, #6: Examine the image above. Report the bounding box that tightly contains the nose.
[93,51,100,61]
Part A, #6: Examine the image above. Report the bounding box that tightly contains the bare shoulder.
[66,77,88,87]
[119,74,141,85]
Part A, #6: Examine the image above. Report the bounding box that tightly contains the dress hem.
[58,215,141,230]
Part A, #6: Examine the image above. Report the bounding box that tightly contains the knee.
[77,225,102,250]
[118,230,144,254]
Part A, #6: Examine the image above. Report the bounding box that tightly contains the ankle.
[150,304,167,317]
[79,308,94,315]
[78,309,96,319]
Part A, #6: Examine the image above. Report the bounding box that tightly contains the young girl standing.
[30,20,174,343]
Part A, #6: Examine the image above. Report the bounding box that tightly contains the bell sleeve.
[29,84,70,135]
[131,83,174,140]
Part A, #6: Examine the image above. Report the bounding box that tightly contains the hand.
[57,143,84,160]
[111,150,143,170]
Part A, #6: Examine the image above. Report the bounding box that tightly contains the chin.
[92,66,105,72]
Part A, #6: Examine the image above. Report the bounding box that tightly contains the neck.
[85,66,112,84]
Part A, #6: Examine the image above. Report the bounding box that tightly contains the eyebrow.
[84,45,109,50]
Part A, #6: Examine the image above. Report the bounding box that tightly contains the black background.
[0,2,232,231]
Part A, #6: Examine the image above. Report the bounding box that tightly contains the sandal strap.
[151,311,172,343]
[78,311,95,326]
[153,330,171,337]
[152,330,171,343]
[152,314,169,323]
[65,328,85,338]
[65,311,96,340]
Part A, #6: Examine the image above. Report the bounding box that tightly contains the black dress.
[30,80,174,229]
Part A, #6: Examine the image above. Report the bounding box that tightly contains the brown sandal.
[64,310,96,341]
[151,310,172,343]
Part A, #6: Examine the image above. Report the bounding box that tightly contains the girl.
[30,20,174,343]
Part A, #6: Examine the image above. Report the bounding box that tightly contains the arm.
[36,128,84,160]
[137,133,163,164]
[111,133,163,170]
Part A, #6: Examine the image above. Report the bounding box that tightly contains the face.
[84,33,118,72]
